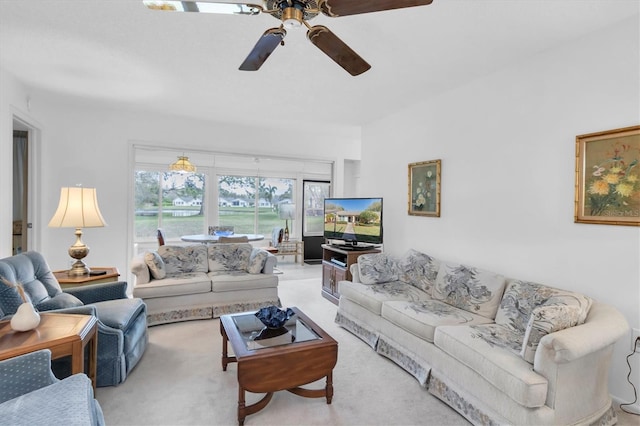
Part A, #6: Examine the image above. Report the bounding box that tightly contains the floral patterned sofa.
[131,243,279,325]
[335,249,629,426]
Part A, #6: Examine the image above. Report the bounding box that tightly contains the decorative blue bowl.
[214,230,234,237]
[255,306,295,329]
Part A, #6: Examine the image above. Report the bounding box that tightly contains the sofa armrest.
[0,349,58,403]
[350,263,361,283]
[263,253,276,274]
[131,255,151,285]
[64,281,128,304]
[537,302,629,364]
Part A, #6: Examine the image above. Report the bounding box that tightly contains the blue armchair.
[0,349,105,425]
[0,251,148,387]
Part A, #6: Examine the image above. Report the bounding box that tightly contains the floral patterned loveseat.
[335,249,628,426]
[131,243,279,325]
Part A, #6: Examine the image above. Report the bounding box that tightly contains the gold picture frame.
[408,159,441,217]
[574,125,640,226]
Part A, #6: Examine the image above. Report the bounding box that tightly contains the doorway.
[302,180,331,263]
[12,119,31,255]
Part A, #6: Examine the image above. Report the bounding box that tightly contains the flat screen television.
[323,197,383,248]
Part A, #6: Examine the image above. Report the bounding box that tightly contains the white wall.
[360,16,640,406]
[0,80,361,275]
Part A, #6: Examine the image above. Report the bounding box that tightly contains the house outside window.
[217,175,294,236]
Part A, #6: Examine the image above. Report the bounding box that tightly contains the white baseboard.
[611,395,640,416]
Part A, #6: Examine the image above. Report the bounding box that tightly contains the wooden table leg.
[222,330,229,372]
[326,371,333,404]
[87,331,98,391]
[238,385,246,426]
[71,339,84,377]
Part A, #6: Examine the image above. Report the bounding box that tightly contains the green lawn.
[135,207,310,241]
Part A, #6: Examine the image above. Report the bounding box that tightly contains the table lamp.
[48,187,107,276]
[279,204,295,242]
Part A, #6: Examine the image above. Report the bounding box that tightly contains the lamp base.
[68,228,90,276]
[284,220,290,242]
[69,260,90,277]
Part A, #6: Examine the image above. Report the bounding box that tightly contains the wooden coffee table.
[220,306,338,425]
[0,313,98,390]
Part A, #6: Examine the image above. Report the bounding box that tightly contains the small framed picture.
[408,159,441,217]
[574,125,640,226]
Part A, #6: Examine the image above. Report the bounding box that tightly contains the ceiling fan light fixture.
[282,7,303,29]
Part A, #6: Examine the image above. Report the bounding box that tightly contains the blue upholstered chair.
[0,349,105,425]
[0,251,148,387]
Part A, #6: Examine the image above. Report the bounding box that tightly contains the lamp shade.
[169,155,197,172]
[48,187,107,228]
[279,203,295,220]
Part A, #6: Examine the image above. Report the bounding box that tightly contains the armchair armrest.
[64,281,128,304]
[0,349,58,403]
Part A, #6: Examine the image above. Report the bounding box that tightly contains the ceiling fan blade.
[239,28,287,71]
[307,25,370,76]
[143,1,263,16]
[321,0,433,17]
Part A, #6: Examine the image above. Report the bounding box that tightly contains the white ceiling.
[1,0,638,129]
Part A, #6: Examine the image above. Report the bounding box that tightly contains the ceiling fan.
[143,0,434,76]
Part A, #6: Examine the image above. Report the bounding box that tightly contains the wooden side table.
[54,267,120,288]
[272,240,305,265]
[0,313,98,391]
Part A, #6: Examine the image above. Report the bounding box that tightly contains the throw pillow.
[144,251,167,280]
[358,253,399,285]
[398,249,440,294]
[208,243,252,272]
[159,245,209,275]
[248,249,268,274]
[432,261,506,320]
[495,279,593,334]
[520,304,581,363]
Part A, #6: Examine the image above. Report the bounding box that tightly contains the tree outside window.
[134,170,205,242]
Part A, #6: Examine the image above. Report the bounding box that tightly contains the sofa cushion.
[210,272,278,292]
[207,243,252,272]
[248,249,268,274]
[432,262,506,320]
[144,251,166,280]
[434,324,548,408]
[133,272,211,299]
[158,245,208,275]
[398,249,440,294]
[338,280,431,315]
[520,304,582,363]
[358,253,399,285]
[495,279,593,334]
[381,300,493,343]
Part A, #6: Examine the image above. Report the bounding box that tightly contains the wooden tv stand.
[321,244,381,305]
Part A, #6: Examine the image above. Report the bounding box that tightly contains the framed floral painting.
[575,125,640,226]
[408,159,441,217]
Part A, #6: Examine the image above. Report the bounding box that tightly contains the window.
[218,175,294,235]
[303,180,330,236]
[134,170,206,243]
[132,145,333,254]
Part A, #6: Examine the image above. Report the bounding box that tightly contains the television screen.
[323,197,383,246]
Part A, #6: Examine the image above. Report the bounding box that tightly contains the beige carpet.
[95,265,638,425]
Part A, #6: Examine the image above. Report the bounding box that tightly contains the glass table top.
[231,312,320,351]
